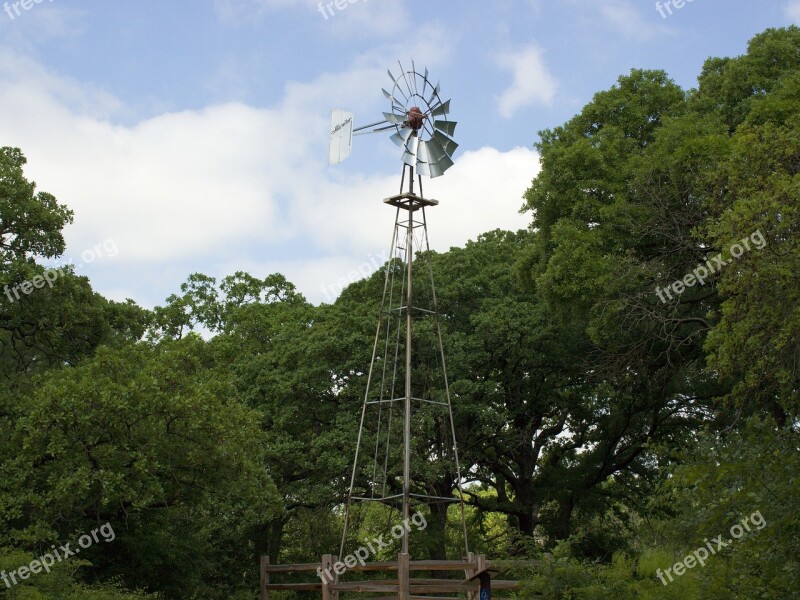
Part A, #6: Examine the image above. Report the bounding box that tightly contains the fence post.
[476,555,491,600]
[398,552,410,600]
[333,555,341,600]
[260,556,269,600]
[465,551,477,600]
[321,554,333,600]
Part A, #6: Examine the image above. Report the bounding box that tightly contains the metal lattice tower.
[339,164,469,566]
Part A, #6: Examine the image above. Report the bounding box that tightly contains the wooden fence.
[260,552,534,600]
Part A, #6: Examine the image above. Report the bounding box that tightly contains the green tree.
[0,337,278,598]
[702,54,800,422]
[0,147,149,381]
[151,272,359,563]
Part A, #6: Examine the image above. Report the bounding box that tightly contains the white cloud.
[219,145,539,306]
[786,1,800,21]
[0,49,537,308]
[496,44,558,118]
[287,145,538,254]
[415,146,538,250]
[0,58,296,262]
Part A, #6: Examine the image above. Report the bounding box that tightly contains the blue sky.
[0,0,796,307]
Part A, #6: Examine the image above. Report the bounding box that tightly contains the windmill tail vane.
[328,60,458,178]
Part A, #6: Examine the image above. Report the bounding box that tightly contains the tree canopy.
[0,26,798,600]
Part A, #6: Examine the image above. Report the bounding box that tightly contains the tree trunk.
[253,516,286,562]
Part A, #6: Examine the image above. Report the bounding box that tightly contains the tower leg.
[402,185,413,557]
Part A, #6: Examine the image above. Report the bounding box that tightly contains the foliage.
[0,338,279,598]
[2,25,800,600]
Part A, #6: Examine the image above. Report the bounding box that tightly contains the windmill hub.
[405,107,426,131]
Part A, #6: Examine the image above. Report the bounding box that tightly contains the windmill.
[260,61,528,600]
[329,60,458,179]
[333,60,470,595]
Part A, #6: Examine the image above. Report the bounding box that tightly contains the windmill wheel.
[382,61,458,178]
